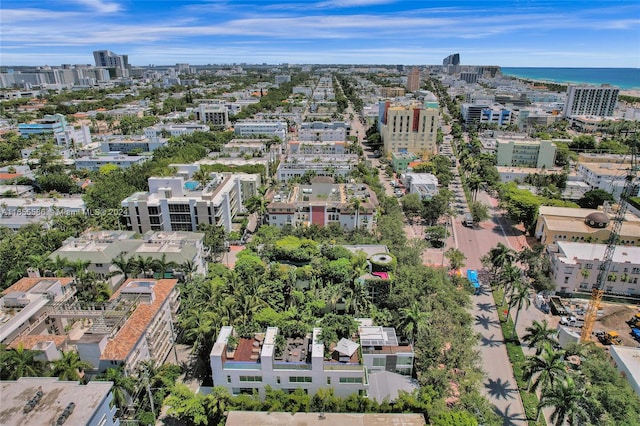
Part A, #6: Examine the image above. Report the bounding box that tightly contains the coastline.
[502,68,640,92]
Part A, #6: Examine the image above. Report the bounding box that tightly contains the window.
[239,376,262,382]
[632,268,640,274]
[327,377,331,385]
[95,263,103,268]
[396,356,413,365]
[372,358,386,367]
[277,376,281,384]
[339,377,363,384]
[289,376,312,383]
[227,376,231,384]
[585,264,593,270]
[97,414,108,426]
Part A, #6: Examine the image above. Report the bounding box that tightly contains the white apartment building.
[210,325,414,399]
[266,181,378,231]
[496,139,556,169]
[276,154,358,181]
[0,196,86,230]
[49,230,208,285]
[122,171,260,233]
[548,241,640,296]
[379,99,439,158]
[75,152,148,171]
[194,104,229,129]
[400,173,439,200]
[298,122,349,142]
[144,123,210,139]
[563,84,619,117]
[211,326,366,398]
[0,378,119,426]
[576,159,639,200]
[76,278,180,374]
[100,136,167,153]
[234,120,287,140]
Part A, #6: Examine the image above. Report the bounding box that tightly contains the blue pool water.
[184,181,199,191]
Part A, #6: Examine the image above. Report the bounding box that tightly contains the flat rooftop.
[225,411,426,426]
[0,377,113,426]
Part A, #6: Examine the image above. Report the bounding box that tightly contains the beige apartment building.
[379,98,439,158]
[535,206,640,246]
[496,139,556,168]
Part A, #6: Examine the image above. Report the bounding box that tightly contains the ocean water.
[502,68,640,90]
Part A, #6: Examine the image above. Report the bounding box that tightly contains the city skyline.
[1,1,640,67]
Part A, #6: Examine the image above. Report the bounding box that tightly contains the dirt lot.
[558,297,640,347]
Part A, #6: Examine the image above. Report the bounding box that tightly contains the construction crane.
[581,141,638,342]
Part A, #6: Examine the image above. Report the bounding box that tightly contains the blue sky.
[1,0,639,67]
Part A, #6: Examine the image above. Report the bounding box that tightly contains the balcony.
[273,362,312,371]
[323,363,363,371]
[223,361,261,370]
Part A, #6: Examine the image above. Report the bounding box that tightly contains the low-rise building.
[576,153,639,199]
[547,241,640,295]
[194,104,229,129]
[210,324,414,399]
[496,139,556,168]
[391,152,418,173]
[144,123,210,139]
[234,120,287,140]
[288,140,346,155]
[100,136,167,153]
[49,230,208,286]
[400,173,438,200]
[276,154,358,182]
[0,276,76,346]
[609,345,640,397]
[535,207,640,246]
[266,180,378,231]
[0,196,85,230]
[122,170,259,233]
[75,152,148,171]
[0,377,119,426]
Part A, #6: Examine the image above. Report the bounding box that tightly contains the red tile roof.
[100,279,178,361]
[2,277,74,295]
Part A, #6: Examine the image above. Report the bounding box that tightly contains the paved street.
[454,190,529,425]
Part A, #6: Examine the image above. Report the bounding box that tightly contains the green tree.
[52,350,93,381]
[400,193,424,222]
[164,383,209,425]
[444,248,466,271]
[523,343,567,393]
[97,367,137,411]
[469,201,489,224]
[0,344,48,379]
[522,319,558,356]
[399,301,430,342]
[507,282,531,328]
[577,189,616,209]
[538,376,594,426]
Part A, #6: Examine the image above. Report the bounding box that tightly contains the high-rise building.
[442,53,460,67]
[405,67,420,92]
[379,95,439,158]
[563,84,619,117]
[92,50,130,77]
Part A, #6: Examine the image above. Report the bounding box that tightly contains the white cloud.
[70,0,122,13]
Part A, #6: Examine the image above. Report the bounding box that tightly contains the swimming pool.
[184,181,199,191]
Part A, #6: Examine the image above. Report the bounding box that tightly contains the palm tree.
[180,308,219,356]
[110,253,134,281]
[133,256,156,278]
[351,198,361,230]
[523,343,567,393]
[152,253,177,279]
[499,263,521,306]
[508,282,531,328]
[97,366,137,411]
[522,320,558,356]
[445,248,466,271]
[0,344,48,379]
[399,301,430,343]
[52,351,93,381]
[538,375,593,426]
[69,259,91,280]
[488,243,516,276]
[191,168,211,189]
